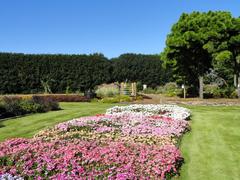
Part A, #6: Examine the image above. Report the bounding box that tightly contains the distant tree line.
[0,53,167,94]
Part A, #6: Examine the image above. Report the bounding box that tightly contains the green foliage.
[136,81,143,91]
[19,100,40,113]
[96,86,119,98]
[203,84,221,98]
[0,53,170,94]
[2,97,23,116]
[142,87,158,94]
[210,17,240,86]
[32,96,60,112]
[162,82,183,97]
[0,53,112,94]
[34,94,89,102]
[204,84,237,98]
[0,96,60,119]
[111,54,169,88]
[98,95,132,103]
[230,89,238,98]
[164,11,237,96]
[142,82,183,97]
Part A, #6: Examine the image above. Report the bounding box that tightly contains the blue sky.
[0,0,239,58]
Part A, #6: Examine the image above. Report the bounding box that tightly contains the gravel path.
[134,94,240,106]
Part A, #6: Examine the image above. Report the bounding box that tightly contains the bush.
[0,101,7,119]
[0,96,60,119]
[142,87,157,94]
[2,96,24,116]
[4,94,90,102]
[204,84,220,98]
[99,95,132,103]
[32,96,60,112]
[230,89,238,98]
[162,82,182,97]
[204,85,237,98]
[96,86,119,98]
[42,94,89,102]
[19,100,40,114]
[136,81,143,91]
[142,83,182,97]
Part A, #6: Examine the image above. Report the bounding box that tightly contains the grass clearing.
[0,102,115,141]
[180,106,240,180]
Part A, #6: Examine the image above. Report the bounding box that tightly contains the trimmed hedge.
[0,94,90,102]
[0,53,112,94]
[0,53,168,94]
[41,94,90,102]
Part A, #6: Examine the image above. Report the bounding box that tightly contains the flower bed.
[0,104,190,179]
[106,104,191,120]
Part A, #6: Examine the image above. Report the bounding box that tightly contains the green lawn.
[0,102,115,141]
[180,106,240,180]
[0,103,240,179]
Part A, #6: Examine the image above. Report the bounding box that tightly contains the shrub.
[96,86,119,98]
[204,84,221,98]
[162,82,182,97]
[2,96,24,116]
[99,95,132,103]
[230,89,238,98]
[19,100,39,114]
[32,96,60,112]
[220,86,238,98]
[0,96,60,119]
[43,94,89,102]
[5,94,90,102]
[136,81,143,91]
[142,87,157,94]
[142,83,183,97]
[204,85,237,98]
[0,101,7,119]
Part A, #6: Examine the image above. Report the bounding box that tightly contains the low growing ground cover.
[0,104,190,179]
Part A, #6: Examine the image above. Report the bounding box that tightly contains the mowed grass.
[0,103,240,179]
[0,102,115,141]
[180,106,240,180]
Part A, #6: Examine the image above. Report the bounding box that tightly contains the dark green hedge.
[0,52,168,94]
[111,54,171,87]
[0,53,112,94]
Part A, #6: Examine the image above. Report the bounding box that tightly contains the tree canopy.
[163,11,239,97]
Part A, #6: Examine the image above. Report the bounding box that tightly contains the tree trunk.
[199,76,204,99]
[238,76,240,99]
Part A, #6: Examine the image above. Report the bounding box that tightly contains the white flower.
[0,174,23,180]
[106,104,191,120]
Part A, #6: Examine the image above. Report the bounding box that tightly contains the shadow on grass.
[0,109,64,123]
[0,122,5,128]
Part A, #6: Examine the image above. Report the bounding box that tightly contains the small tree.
[40,79,52,94]
[164,11,235,98]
